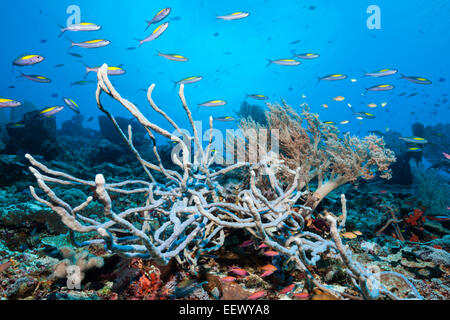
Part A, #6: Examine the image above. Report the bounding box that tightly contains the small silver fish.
[198,100,227,107]
[363,68,398,77]
[39,106,64,117]
[67,38,111,50]
[20,73,51,83]
[0,98,22,108]
[246,93,269,100]
[365,84,395,92]
[173,76,203,87]
[316,74,348,85]
[84,65,126,77]
[136,22,169,47]
[146,8,171,30]
[216,12,250,21]
[400,74,432,85]
[63,97,80,114]
[292,52,320,59]
[214,116,235,122]
[59,22,101,36]
[13,54,45,67]
[157,51,188,62]
[266,58,301,67]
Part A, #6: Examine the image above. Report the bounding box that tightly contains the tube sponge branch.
[26,64,420,300]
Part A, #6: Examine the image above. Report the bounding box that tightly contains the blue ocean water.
[1,0,448,137]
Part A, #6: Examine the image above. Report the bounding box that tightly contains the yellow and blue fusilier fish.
[156,51,188,62]
[214,116,235,122]
[19,73,52,83]
[365,84,395,92]
[173,76,203,88]
[12,54,45,67]
[63,98,80,115]
[246,93,269,100]
[39,106,64,117]
[407,147,423,152]
[198,100,227,108]
[316,74,348,85]
[216,12,250,21]
[6,122,26,129]
[362,68,398,77]
[323,121,336,125]
[400,74,432,85]
[353,111,376,119]
[83,64,126,78]
[136,22,169,47]
[146,8,171,30]
[399,136,428,144]
[266,58,301,67]
[59,22,101,37]
[0,98,22,108]
[67,38,111,51]
[291,52,320,59]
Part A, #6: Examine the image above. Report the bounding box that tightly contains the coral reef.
[23,64,424,300]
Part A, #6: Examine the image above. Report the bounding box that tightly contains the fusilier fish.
[146,8,171,30]
[12,54,45,67]
[353,111,376,119]
[399,136,428,144]
[173,76,203,87]
[365,84,395,92]
[0,98,22,108]
[198,100,227,107]
[292,52,320,59]
[216,12,250,21]
[67,39,111,50]
[246,93,269,100]
[59,22,101,36]
[363,68,398,77]
[266,58,301,67]
[63,98,80,114]
[39,106,64,117]
[20,73,51,83]
[136,22,169,47]
[214,116,235,122]
[157,51,188,62]
[400,74,432,85]
[84,65,126,77]
[316,74,347,85]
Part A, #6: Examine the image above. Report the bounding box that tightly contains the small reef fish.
[266,58,301,67]
[248,290,265,300]
[292,292,310,299]
[239,240,254,248]
[84,65,126,77]
[214,116,235,122]
[407,147,423,152]
[400,74,432,85]
[381,102,388,107]
[443,152,450,160]
[279,284,296,294]
[20,73,51,83]
[321,104,329,109]
[263,250,279,257]
[350,79,358,83]
[0,98,22,108]
[292,52,320,59]
[317,74,348,85]
[69,53,83,58]
[137,22,169,47]
[363,68,398,77]
[261,264,277,272]
[156,51,188,62]
[341,232,358,239]
[173,76,203,87]
[198,100,227,107]
[6,122,26,129]
[258,243,269,249]
[353,111,375,119]
[340,120,350,125]
[353,231,363,236]
[59,22,101,36]
[54,64,65,68]
[365,84,395,92]
[146,8,171,30]
[39,106,64,117]
[216,12,250,21]
[333,96,345,101]
[323,121,336,125]
[261,270,274,278]
[229,267,248,276]
[67,39,111,50]
[246,93,269,100]
[220,276,236,283]
[13,54,44,67]
[399,136,428,144]
[63,97,80,114]
[368,103,377,108]
[71,80,95,86]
